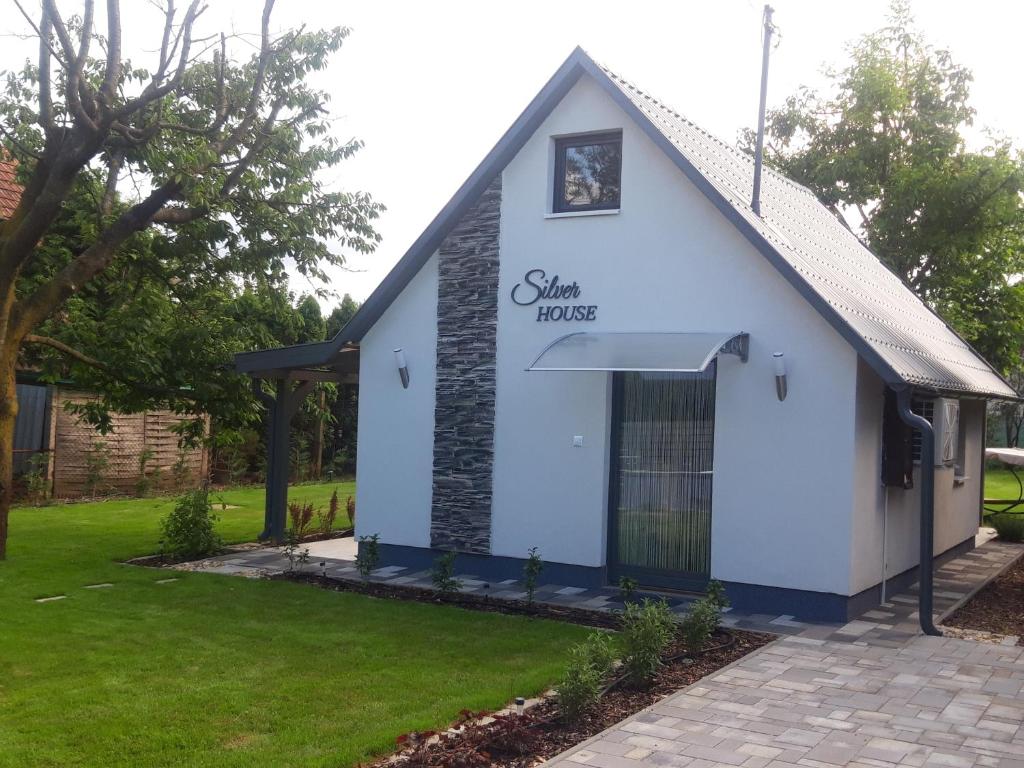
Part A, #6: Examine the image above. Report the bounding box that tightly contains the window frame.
[552,131,623,214]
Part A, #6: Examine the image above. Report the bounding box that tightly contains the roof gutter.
[894,387,942,637]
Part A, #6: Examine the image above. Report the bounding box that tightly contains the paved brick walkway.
[545,634,1024,768]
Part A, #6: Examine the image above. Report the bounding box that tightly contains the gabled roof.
[0,158,20,220]
[236,47,1016,400]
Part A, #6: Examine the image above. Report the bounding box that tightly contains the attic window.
[553,132,622,213]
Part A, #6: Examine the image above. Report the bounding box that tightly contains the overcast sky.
[3,1,1022,309]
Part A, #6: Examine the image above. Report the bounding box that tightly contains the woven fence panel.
[52,389,209,498]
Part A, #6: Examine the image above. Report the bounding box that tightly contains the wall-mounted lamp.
[394,348,410,389]
[773,352,787,401]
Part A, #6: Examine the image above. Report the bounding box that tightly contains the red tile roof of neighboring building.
[0,157,22,220]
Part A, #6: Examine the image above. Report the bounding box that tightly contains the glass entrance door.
[608,366,716,591]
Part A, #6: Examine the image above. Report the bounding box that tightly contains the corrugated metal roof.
[598,62,1016,399]
[0,158,20,220]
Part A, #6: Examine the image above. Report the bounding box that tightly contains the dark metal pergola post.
[253,377,314,543]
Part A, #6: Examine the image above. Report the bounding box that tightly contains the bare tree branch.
[37,4,55,131]
[100,0,122,104]
[101,149,124,216]
[23,334,105,369]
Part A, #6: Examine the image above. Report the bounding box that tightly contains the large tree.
[748,1,1024,375]
[0,0,381,558]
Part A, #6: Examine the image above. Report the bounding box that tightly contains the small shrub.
[556,632,616,721]
[355,533,380,579]
[431,550,462,594]
[346,495,356,526]
[990,513,1024,542]
[680,580,729,650]
[619,598,676,687]
[288,500,316,538]
[135,447,156,497]
[523,547,544,605]
[618,576,639,603]
[283,529,310,572]
[159,489,223,559]
[84,440,110,496]
[23,453,50,506]
[315,491,339,536]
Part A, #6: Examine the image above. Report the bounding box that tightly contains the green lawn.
[0,482,588,767]
[985,467,1022,502]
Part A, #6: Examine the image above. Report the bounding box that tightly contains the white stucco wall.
[492,74,860,595]
[849,361,985,595]
[354,254,438,548]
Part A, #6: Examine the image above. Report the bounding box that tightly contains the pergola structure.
[235,342,358,541]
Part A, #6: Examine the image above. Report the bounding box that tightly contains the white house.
[237,49,1015,622]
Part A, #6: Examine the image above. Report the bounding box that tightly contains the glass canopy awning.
[527,332,749,372]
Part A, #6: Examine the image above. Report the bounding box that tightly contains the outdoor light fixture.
[515,697,525,716]
[394,347,410,389]
[773,352,787,401]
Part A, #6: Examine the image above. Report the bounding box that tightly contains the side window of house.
[553,131,622,213]
[910,399,935,463]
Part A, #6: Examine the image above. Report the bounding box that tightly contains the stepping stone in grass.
[35,595,67,603]
[155,578,178,584]
[83,583,114,589]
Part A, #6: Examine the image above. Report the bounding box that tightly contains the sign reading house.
[511,269,598,322]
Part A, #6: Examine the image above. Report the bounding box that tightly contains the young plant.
[523,547,544,605]
[619,598,676,687]
[159,489,223,559]
[283,529,311,573]
[618,576,639,603]
[315,491,339,536]
[346,495,356,527]
[355,533,380,579]
[84,440,110,497]
[431,550,462,595]
[23,453,50,506]
[135,447,156,497]
[556,632,617,721]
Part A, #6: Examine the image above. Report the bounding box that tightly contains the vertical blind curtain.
[613,368,716,577]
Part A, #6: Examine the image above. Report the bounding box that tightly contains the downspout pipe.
[895,388,942,636]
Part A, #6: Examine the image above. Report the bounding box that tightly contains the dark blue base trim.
[722,535,976,622]
[368,536,977,623]
[372,543,608,588]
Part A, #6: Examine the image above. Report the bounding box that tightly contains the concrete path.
[545,634,1024,768]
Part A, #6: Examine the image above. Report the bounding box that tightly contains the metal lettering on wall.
[510,268,598,322]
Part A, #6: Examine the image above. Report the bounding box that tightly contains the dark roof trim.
[236,48,590,375]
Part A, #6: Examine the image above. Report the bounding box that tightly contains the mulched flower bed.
[944,553,1024,644]
[366,628,772,767]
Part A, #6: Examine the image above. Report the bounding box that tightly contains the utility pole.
[751,4,775,217]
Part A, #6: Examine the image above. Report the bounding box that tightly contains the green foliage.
[355,533,380,579]
[989,513,1024,542]
[619,598,676,687]
[556,644,603,721]
[296,294,327,343]
[84,440,111,497]
[523,547,544,605]
[135,448,157,497]
[159,489,222,559]
[618,576,639,602]
[326,294,361,337]
[431,550,462,594]
[680,580,729,650]
[748,1,1024,376]
[21,454,50,506]
[283,529,311,572]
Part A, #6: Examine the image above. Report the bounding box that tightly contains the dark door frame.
[605,366,716,593]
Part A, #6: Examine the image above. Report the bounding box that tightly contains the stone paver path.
[546,634,1024,768]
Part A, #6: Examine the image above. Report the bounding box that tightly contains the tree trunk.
[0,348,18,560]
